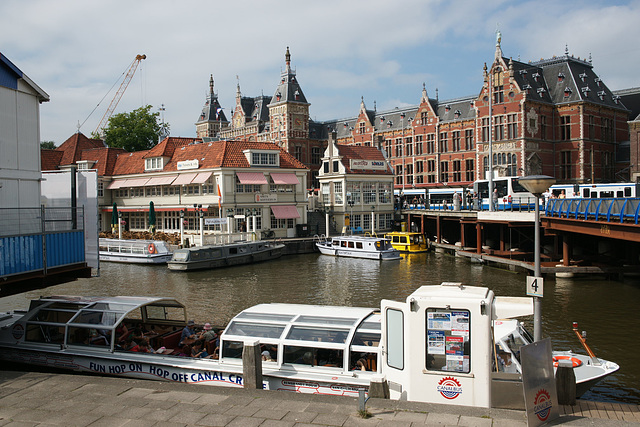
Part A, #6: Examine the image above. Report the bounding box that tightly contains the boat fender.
[148,243,156,254]
[552,355,582,368]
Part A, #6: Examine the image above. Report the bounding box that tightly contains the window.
[322,182,330,204]
[333,161,339,173]
[507,114,518,139]
[384,139,392,158]
[426,308,470,373]
[601,118,612,142]
[294,145,302,161]
[452,131,460,151]
[481,118,490,143]
[426,134,435,154]
[386,308,404,370]
[560,116,571,140]
[395,165,403,186]
[416,160,424,173]
[560,151,572,179]
[588,115,595,140]
[311,147,321,164]
[395,139,403,157]
[439,132,448,153]
[363,183,376,204]
[359,122,365,134]
[420,111,428,125]
[406,163,414,185]
[415,135,423,155]
[145,157,163,171]
[452,160,461,182]
[427,160,436,184]
[494,116,504,141]
[250,151,279,166]
[540,116,547,141]
[440,161,449,183]
[97,182,104,198]
[465,159,474,182]
[405,137,413,156]
[347,182,361,204]
[378,182,391,204]
[334,182,343,205]
[465,129,474,151]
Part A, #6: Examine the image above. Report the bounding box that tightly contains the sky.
[2,0,640,146]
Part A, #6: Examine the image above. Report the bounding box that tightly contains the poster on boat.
[427,330,446,354]
[427,312,451,330]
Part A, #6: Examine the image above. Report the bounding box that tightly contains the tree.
[40,141,56,149]
[102,105,170,152]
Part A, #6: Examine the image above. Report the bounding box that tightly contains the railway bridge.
[402,198,640,277]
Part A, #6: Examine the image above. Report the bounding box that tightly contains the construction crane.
[94,54,146,135]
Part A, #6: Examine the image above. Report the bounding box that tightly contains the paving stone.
[425,412,460,425]
[251,408,288,420]
[273,400,310,412]
[282,411,317,423]
[457,415,493,426]
[392,411,427,423]
[258,419,297,427]
[196,413,236,427]
[310,412,348,426]
[167,409,207,425]
[226,415,265,427]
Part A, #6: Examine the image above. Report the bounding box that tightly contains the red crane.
[94,54,146,135]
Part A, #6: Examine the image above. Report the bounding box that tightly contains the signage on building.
[177,159,199,170]
[204,218,227,225]
[350,159,387,170]
[256,194,277,203]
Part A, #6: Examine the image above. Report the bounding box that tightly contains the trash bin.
[296,224,309,237]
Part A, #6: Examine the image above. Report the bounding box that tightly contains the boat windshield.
[172,251,189,262]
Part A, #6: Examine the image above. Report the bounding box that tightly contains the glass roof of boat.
[224,303,380,344]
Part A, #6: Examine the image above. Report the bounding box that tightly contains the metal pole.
[199,213,204,247]
[488,71,494,211]
[533,194,542,341]
[325,210,330,237]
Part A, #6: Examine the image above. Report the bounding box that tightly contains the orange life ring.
[552,355,582,368]
[148,243,156,254]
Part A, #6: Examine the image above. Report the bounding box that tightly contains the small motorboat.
[99,238,173,264]
[168,240,285,271]
[315,235,402,260]
[493,319,619,397]
[384,231,429,253]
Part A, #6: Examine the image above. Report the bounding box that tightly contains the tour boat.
[0,283,619,409]
[384,231,429,253]
[167,240,285,271]
[99,238,173,264]
[315,235,402,260]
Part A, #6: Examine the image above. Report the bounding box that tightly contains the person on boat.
[130,338,154,353]
[191,339,209,358]
[354,358,367,371]
[177,344,192,357]
[180,320,197,346]
[115,323,129,345]
[200,323,216,341]
[261,350,274,362]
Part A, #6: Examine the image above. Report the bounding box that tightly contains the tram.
[549,182,640,199]
[472,177,534,210]
[395,187,467,210]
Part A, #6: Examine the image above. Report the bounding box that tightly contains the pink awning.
[270,173,300,185]
[237,172,268,185]
[124,178,150,187]
[107,180,126,189]
[270,205,300,219]
[191,171,212,184]
[172,173,198,185]
[145,175,177,186]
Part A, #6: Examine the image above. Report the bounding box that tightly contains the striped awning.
[270,173,300,185]
[237,172,268,185]
[144,175,178,186]
[124,178,150,187]
[172,173,198,185]
[107,180,126,189]
[270,205,300,219]
[191,171,212,184]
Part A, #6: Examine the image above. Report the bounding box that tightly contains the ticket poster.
[428,330,446,354]
[428,312,451,330]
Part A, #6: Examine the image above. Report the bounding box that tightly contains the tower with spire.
[195,75,228,138]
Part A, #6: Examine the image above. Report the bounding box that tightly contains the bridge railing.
[545,198,640,223]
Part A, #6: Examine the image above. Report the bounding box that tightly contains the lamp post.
[226,208,234,235]
[194,204,204,246]
[347,195,354,235]
[400,112,406,194]
[518,175,556,342]
[251,208,257,235]
[179,209,185,246]
[118,212,123,240]
[324,206,331,237]
[371,205,376,235]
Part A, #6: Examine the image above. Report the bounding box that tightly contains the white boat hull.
[100,253,173,264]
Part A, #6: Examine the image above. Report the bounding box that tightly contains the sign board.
[521,338,559,426]
[256,194,277,203]
[349,159,387,170]
[526,276,544,298]
[204,218,227,226]
[177,159,199,170]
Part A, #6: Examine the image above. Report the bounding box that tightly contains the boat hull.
[100,254,173,264]
[316,243,401,260]
[168,244,285,271]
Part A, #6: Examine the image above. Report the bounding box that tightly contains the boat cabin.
[220,304,381,374]
[99,239,171,257]
[329,236,393,252]
[17,296,188,352]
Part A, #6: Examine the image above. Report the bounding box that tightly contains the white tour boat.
[99,238,173,264]
[315,235,402,260]
[0,283,619,409]
[167,240,285,271]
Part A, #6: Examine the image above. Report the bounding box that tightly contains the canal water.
[1,251,638,404]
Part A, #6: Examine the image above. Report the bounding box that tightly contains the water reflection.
[0,251,638,404]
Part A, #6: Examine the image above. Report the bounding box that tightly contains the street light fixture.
[179,209,185,246]
[347,195,354,235]
[371,205,376,235]
[517,175,556,342]
[324,206,331,237]
[226,208,234,235]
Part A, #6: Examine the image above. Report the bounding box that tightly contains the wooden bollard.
[242,339,263,389]
[368,374,390,399]
[555,359,576,405]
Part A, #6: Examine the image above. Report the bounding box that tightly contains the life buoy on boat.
[148,243,156,254]
[552,355,582,368]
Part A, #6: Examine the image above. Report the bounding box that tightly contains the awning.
[270,205,300,219]
[124,178,150,187]
[270,173,300,185]
[191,171,212,184]
[172,173,198,185]
[237,172,268,185]
[102,205,209,213]
[145,175,177,186]
[107,180,126,190]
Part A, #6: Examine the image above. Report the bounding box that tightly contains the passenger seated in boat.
[180,320,197,346]
[261,350,274,362]
[177,344,192,357]
[200,323,217,342]
[130,338,154,353]
[87,329,108,346]
[353,358,367,371]
[191,340,210,358]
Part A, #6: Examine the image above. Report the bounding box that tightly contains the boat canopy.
[21,296,187,350]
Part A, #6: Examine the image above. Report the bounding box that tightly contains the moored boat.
[167,240,285,271]
[384,231,429,253]
[0,283,618,409]
[315,235,402,260]
[99,238,173,264]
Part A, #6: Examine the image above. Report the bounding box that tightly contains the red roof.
[336,144,392,175]
[40,149,63,171]
[55,132,105,166]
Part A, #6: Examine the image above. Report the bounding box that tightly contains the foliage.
[102,105,170,152]
[40,141,56,149]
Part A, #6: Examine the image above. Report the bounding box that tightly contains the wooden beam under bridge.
[542,217,640,243]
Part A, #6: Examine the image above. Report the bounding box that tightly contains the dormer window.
[380,116,385,123]
[579,72,588,82]
[532,72,540,82]
[557,72,565,82]
[145,157,163,171]
[294,90,300,100]
[523,84,532,94]
[76,160,94,170]
[581,86,591,95]
[276,92,281,101]
[244,149,279,167]
[595,78,602,87]
[537,87,546,97]
[597,90,606,100]
[564,87,572,97]
[454,110,462,119]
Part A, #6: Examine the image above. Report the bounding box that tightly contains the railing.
[401,197,539,213]
[545,198,640,224]
[0,207,86,278]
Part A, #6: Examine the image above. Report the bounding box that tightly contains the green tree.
[40,141,56,149]
[102,105,170,152]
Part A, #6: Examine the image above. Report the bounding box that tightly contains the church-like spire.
[285,46,291,72]
[495,29,503,60]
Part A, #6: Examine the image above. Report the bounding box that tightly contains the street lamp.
[118,211,123,240]
[226,208,234,235]
[518,175,556,342]
[194,204,204,246]
[347,195,354,235]
[400,112,405,194]
[179,209,185,246]
[324,206,331,237]
[371,205,376,235]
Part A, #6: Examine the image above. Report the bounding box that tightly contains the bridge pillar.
[562,233,571,267]
[499,225,505,252]
[436,216,441,244]
[460,222,466,248]
[476,223,482,254]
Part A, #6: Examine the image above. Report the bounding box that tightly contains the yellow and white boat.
[384,231,429,253]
